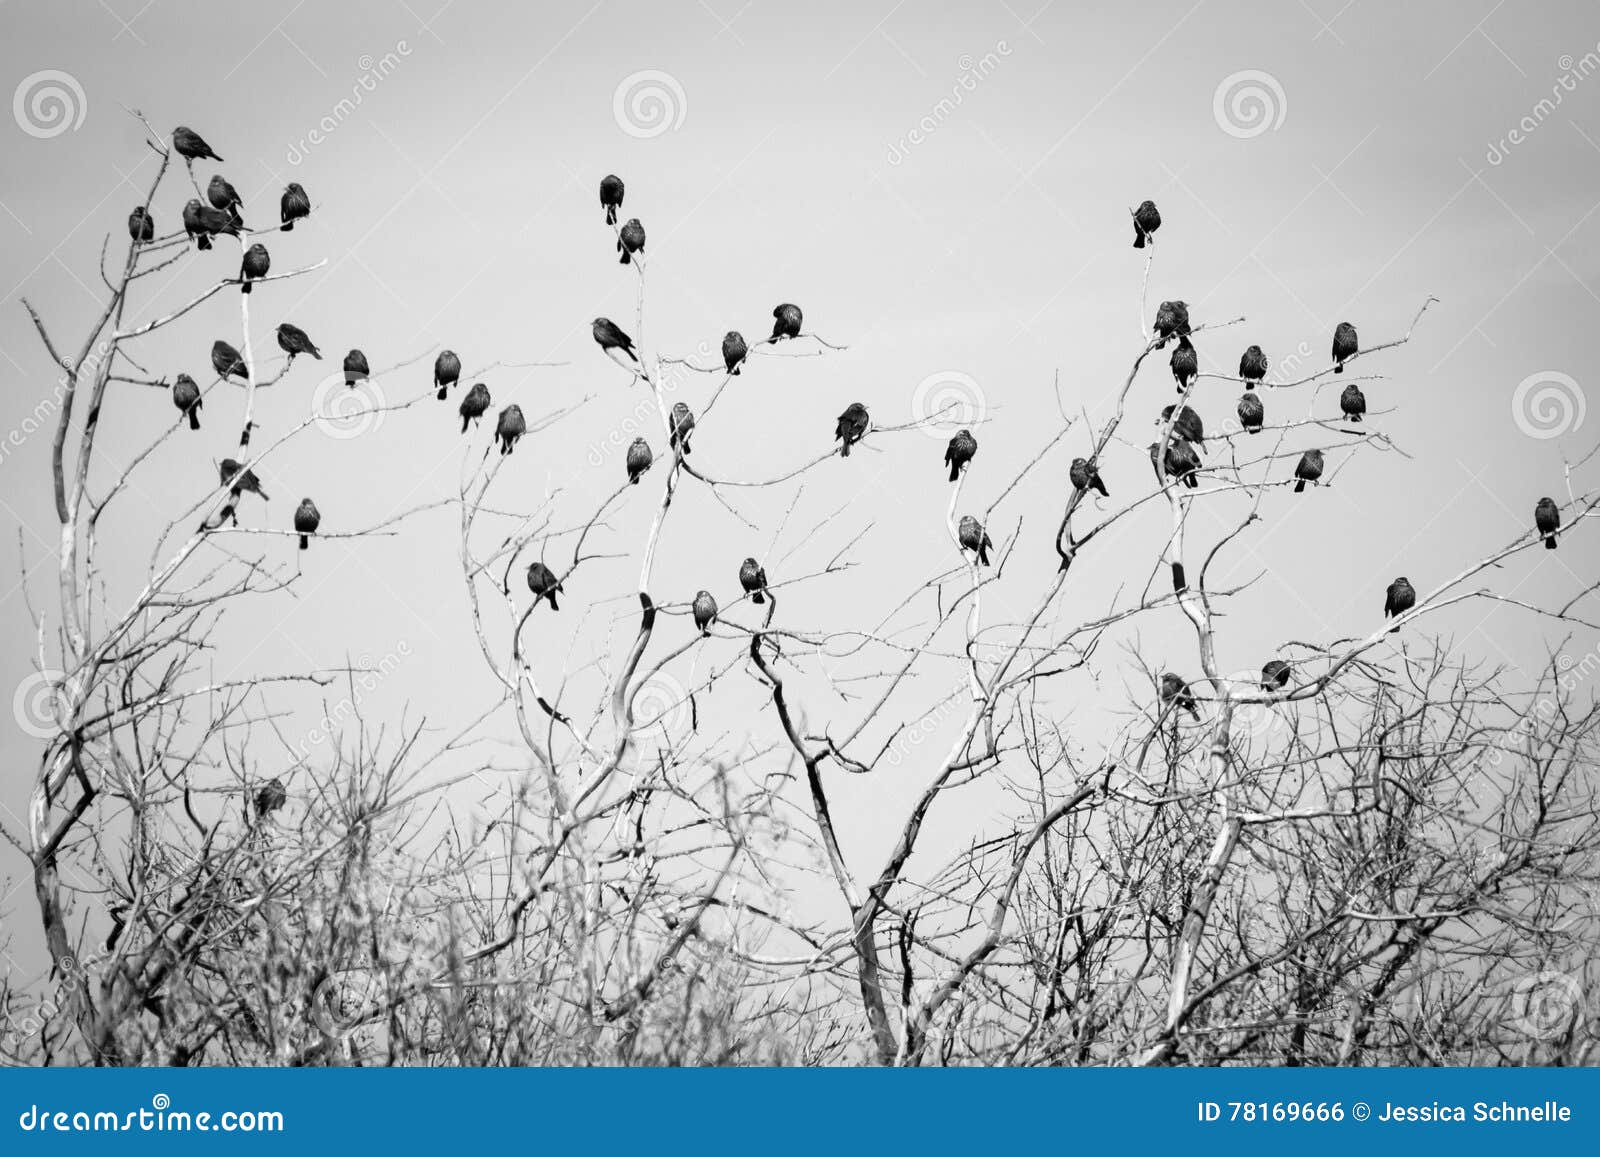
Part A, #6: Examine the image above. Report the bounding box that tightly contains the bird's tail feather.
[299,534,309,550]
[1133,228,1145,249]
[197,235,212,251]
[282,221,294,232]
[1335,363,1344,373]
[188,410,200,431]
[461,415,470,434]
[437,386,448,401]
[1546,536,1558,550]
[752,591,765,604]
[1294,479,1307,493]
[241,282,252,295]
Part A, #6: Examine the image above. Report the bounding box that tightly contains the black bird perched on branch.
[183,198,237,250]
[626,437,653,483]
[1160,672,1199,720]
[172,125,222,162]
[1069,457,1108,498]
[495,404,526,455]
[433,350,461,400]
[1158,404,1205,453]
[1535,497,1561,550]
[1153,300,1190,347]
[206,174,244,228]
[958,515,993,566]
[1132,199,1161,248]
[1332,321,1358,373]
[1293,449,1324,493]
[1340,383,1366,423]
[1237,391,1264,435]
[459,383,490,433]
[592,317,638,367]
[276,323,321,362]
[1239,344,1268,389]
[220,458,268,500]
[127,206,154,243]
[343,349,369,386]
[771,303,803,341]
[723,331,747,375]
[280,182,310,231]
[669,402,696,454]
[172,373,202,430]
[692,590,718,635]
[599,174,624,225]
[740,558,768,603]
[211,340,248,381]
[1151,439,1201,489]
[1261,659,1292,691]
[945,428,978,482]
[1384,576,1415,633]
[254,777,286,818]
[294,498,321,550]
[239,243,270,294]
[617,218,646,264]
[835,402,869,456]
[527,562,563,611]
[1169,335,1198,393]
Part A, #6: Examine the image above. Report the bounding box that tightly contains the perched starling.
[1239,344,1268,389]
[1069,457,1108,498]
[172,125,222,162]
[592,317,638,365]
[128,205,154,243]
[434,350,461,401]
[1169,335,1198,393]
[1261,659,1292,691]
[1151,439,1201,489]
[1293,449,1324,493]
[626,437,653,484]
[526,561,563,610]
[343,349,370,386]
[1132,199,1161,248]
[276,322,321,362]
[669,402,696,454]
[183,198,237,250]
[958,515,993,566]
[220,457,268,500]
[600,174,625,225]
[254,777,286,818]
[692,590,718,634]
[206,174,244,227]
[722,331,748,375]
[1535,497,1561,550]
[172,373,202,430]
[294,498,321,550]
[1158,403,1205,452]
[1237,391,1264,434]
[945,428,978,482]
[835,402,869,456]
[617,218,646,264]
[1160,672,1199,720]
[280,182,310,231]
[495,404,527,455]
[739,557,768,603]
[1384,576,1415,633]
[1153,300,1190,347]
[771,303,803,341]
[1339,383,1366,423]
[459,383,491,433]
[211,340,248,381]
[1332,321,1358,373]
[239,243,270,294]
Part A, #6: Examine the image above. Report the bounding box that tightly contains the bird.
[771,303,803,341]
[1535,497,1561,550]
[1069,457,1108,498]
[254,777,287,818]
[220,458,268,500]
[739,557,768,603]
[592,318,638,367]
[434,350,461,401]
[692,590,718,635]
[343,349,370,386]
[206,174,244,227]
[1293,449,1324,493]
[294,498,321,550]
[1332,321,1358,373]
[459,383,490,433]
[1239,344,1268,389]
[600,174,625,225]
[495,404,526,455]
[1153,300,1190,347]
[280,182,310,231]
[182,198,238,250]
[1261,659,1292,691]
[1160,672,1199,720]
[172,374,202,430]
[1384,576,1415,633]
[617,218,646,264]
[1158,404,1205,453]
[1132,199,1161,248]
[626,438,653,484]
[835,402,870,456]
[945,429,978,482]
[669,402,696,454]
[172,125,223,162]
[239,243,270,294]
[958,515,993,566]
[1237,391,1264,435]
[127,206,154,244]
[1169,335,1198,393]
[1151,439,1201,489]
[275,322,321,362]
[1339,383,1366,423]
[211,340,248,381]
[722,331,748,375]
[526,562,563,611]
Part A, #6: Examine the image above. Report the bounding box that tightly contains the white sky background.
[1,0,1599,983]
